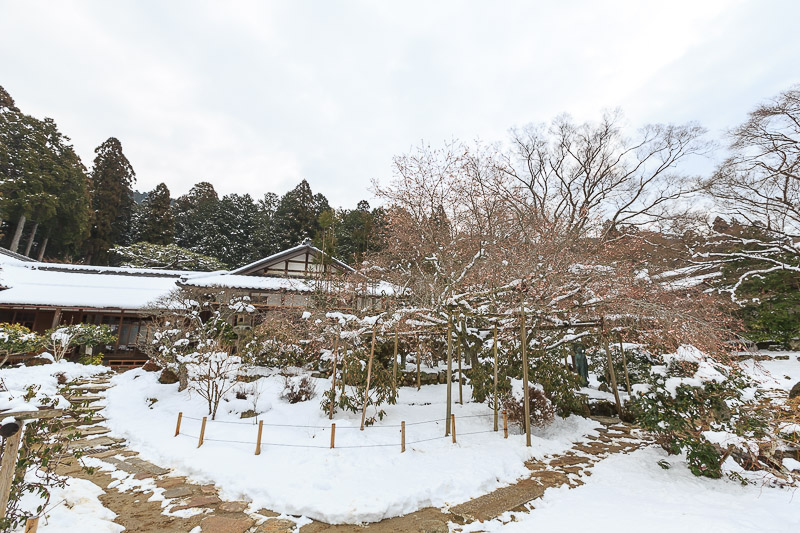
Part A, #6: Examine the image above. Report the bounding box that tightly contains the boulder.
[141,359,161,372]
[789,381,800,399]
[158,368,179,385]
[24,356,53,367]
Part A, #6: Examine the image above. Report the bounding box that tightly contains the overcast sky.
[2,0,799,207]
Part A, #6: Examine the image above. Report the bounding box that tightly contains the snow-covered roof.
[180,271,397,296]
[230,241,355,275]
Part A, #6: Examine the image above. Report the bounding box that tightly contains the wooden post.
[503,410,508,439]
[330,423,336,449]
[401,421,406,453]
[457,336,463,405]
[520,309,531,447]
[255,420,263,455]
[416,335,421,391]
[174,412,183,437]
[619,335,632,395]
[197,416,207,448]
[451,414,457,444]
[601,319,623,417]
[329,336,339,420]
[493,324,499,432]
[445,312,453,437]
[360,325,377,431]
[340,340,347,395]
[0,421,23,519]
[392,324,399,392]
[24,517,39,533]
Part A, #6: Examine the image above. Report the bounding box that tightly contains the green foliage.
[320,347,398,425]
[734,269,800,348]
[110,242,227,271]
[137,183,175,245]
[588,341,658,388]
[630,355,767,479]
[0,323,44,366]
[272,179,329,252]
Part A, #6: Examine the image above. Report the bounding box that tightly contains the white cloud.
[1,0,798,206]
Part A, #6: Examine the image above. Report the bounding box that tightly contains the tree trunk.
[178,364,189,392]
[24,221,38,257]
[37,234,49,261]
[9,214,25,253]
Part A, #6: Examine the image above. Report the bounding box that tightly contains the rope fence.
[173,411,506,453]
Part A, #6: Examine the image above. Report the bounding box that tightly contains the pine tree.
[252,192,279,257]
[173,181,220,258]
[139,183,175,245]
[271,180,330,250]
[85,137,135,264]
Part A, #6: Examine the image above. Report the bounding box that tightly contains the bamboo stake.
[493,324,498,432]
[619,335,632,394]
[360,325,377,431]
[451,414,456,444]
[520,309,531,447]
[329,336,339,420]
[255,420,263,455]
[416,335,421,391]
[445,312,453,436]
[24,517,39,533]
[401,421,406,453]
[174,412,183,437]
[503,410,508,439]
[197,416,207,448]
[601,319,623,417]
[330,423,336,448]
[392,324,399,392]
[340,340,347,395]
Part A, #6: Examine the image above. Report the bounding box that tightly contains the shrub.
[502,380,555,429]
[281,374,316,404]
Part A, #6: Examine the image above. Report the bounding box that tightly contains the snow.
[103,369,602,524]
[0,361,109,411]
[467,447,800,533]
[15,475,122,533]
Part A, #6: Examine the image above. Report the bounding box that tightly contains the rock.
[200,484,217,495]
[24,356,52,367]
[240,409,257,419]
[163,486,193,499]
[200,515,254,533]
[790,382,800,399]
[156,477,187,489]
[219,501,249,513]
[141,359,161,372]
[171,495,220,511]
[158,368,179,385]
[254,519,296,532]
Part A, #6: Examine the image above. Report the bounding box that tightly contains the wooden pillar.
[51,308,62,329]
[329,336,339,420]
[457,333,463,405]
[0,420,23,519]
[174,412,183,436]
[114,312,125,353]
[401,421,406,453]
[392,324,399,392]
[416,335,421,391]
[619,334,632,394]
[493,324,499,432]
[445,312,453,437]
[255,420,263,455]
[360,325,377,431]
[520,309,531,447]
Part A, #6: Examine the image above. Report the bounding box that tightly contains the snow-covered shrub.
[0,323,43,367]
[44,324,116,363]
[180,346,242,419]
[588,342,658,389]
[281,374,316,404]
[502,380,555,429]
[110,241,227,271]
[630,345,769,478]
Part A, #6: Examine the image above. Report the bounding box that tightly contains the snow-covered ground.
[462,446,800,533]
[738,351,800,392]
[103,368,601,524]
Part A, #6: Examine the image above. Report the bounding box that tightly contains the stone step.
[61,415,106,426]
[66,395,105,404]
[70,383,111,392]
[59,425,111,437]
[70,435,125,450]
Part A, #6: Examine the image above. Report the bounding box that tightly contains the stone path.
[56,375,647,533]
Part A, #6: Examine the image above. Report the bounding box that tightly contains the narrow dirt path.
[55,375,647,533]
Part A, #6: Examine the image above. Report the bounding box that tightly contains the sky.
[1,0,799,208]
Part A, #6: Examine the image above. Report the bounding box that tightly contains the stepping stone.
[157,477,187,489]
[171,495,220,511]
[200,515,254,533]
[71,436,124,450]
[100,457,142,475]
[200,484,217,495]
[70,383,111,391]
[61,425,110,437]
[62,415,106,426]
[254,519,296,533]
[127,457,170,476]
[219,501,249,513]
[163,486,193,499]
